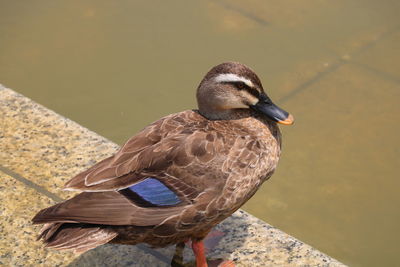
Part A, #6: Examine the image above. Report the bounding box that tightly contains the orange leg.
[192,240,208,267]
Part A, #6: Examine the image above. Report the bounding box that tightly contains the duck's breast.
[210,116,282,212]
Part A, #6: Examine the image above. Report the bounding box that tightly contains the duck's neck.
[198,107,253,120]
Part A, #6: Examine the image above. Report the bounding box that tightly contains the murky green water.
[1,1,399,266]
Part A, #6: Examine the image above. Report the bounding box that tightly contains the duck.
[32,62,294,267]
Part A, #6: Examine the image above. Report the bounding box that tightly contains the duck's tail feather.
[37,223,118,253]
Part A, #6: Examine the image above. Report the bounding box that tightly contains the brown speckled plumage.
[32,62,292,264]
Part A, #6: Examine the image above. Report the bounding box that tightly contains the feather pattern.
[32,62,290,256]
[32,110,281,250]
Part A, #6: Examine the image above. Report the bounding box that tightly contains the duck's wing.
[64,112,196,192]
[34,111,228,227]
[32,190,186,226]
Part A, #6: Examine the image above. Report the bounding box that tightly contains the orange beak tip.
[278,114,294,125]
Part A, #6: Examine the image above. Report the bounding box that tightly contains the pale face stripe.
[214,73,254,88]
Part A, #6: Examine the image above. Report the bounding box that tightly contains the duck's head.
[196,62,294,124]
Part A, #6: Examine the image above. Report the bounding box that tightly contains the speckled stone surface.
[0,171,75,267]
[0,84,346,266]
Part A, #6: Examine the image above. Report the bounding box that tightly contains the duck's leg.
[171,242,185,267]
[192,238,235,267]
[192,240,208,267]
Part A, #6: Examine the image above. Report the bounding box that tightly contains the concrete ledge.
[0,84,346,266]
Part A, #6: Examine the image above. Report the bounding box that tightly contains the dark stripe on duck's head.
[231,81,260,98]
[122,178,181,207]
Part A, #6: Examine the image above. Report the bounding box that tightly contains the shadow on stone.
[68,243,173,267]
[66,212,251,267]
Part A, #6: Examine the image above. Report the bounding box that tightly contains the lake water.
[1,1,399,266]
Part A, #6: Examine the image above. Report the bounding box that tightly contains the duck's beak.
[250,94,294,125]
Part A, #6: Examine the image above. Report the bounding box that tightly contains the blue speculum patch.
[128,178,181,206]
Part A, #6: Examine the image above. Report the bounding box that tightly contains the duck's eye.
[236,82,245,90]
